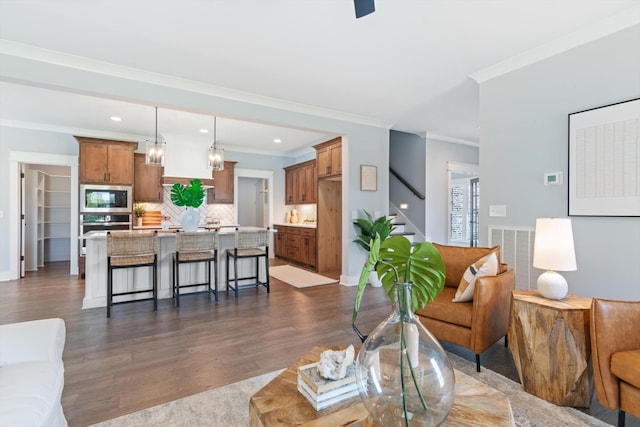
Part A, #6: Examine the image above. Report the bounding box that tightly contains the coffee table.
[249,346,514,426]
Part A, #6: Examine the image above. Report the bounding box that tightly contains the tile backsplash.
[140,187,234,226]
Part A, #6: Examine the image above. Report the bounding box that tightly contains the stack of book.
[297,361,359,410]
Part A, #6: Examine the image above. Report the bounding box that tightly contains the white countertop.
[132,224,239,230]
[80,226,268,240]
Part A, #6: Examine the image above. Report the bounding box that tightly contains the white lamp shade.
[533,218,577,271]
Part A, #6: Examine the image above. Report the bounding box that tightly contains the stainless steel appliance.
[80,184,132,213]
[79,213,131,255]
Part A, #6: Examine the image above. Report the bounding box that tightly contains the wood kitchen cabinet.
[274,225,316,269]
[207,161,236,204]
[133,153,164,202]
[77,137,135,185]
[314,137,342,179]
[284,159,316,205]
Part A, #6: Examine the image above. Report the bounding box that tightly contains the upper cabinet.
[134,153,164,203]
[284,159,316,205]
[207,161,237,204]
[314,137,342,179]
[77,137,135,185]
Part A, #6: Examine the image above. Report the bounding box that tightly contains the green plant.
[133,203,147,218]
[352,234,449,425]
[353,210,395,252]
[353,234,446,328]
[170,179,205,208]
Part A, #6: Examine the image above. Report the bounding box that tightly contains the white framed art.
[568,98,640,216]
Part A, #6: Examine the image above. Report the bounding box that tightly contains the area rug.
[89,352,609,427]
[269,265,337,288]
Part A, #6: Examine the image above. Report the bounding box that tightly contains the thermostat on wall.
[544,172,563,186]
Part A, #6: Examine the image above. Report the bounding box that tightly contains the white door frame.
[8,151,79,280]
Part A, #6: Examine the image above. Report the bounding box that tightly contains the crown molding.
[426,132,479,147]
[0,40,394,130]
[469,5,640,83]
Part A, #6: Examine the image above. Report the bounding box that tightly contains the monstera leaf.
[376,235,446,309]
[170,178,205,208]
[353,234,446,327]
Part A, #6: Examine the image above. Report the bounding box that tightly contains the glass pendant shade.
[145,106,165,166]
[208,116,224,170]
[145,140,165,166]
[208,146,224,171]
[355,282,455,426]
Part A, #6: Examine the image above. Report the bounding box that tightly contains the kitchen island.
[80,227,272,309]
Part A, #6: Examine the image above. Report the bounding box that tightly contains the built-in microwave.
[80,184,132,213]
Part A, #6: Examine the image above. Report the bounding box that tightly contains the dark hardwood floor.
[1,261,634,427]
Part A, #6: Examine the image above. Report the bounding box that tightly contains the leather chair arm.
[591,298,640,410]
[469,269,516,354]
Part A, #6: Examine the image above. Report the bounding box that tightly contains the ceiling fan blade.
[354,0,375,18]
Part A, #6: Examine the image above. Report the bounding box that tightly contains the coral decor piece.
[317,345,355,380]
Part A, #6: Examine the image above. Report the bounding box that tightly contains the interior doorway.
[234,168,273,232]
[23,164,73,273]
[8,151,79,280]
[447,161,479,247]
[237,177,268,227]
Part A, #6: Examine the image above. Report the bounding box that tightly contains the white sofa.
[0,318,67,427]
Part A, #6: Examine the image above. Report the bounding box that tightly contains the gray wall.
[390,130,426,234]
[478,24,640,300]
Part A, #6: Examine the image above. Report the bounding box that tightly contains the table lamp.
[532,218,577,300]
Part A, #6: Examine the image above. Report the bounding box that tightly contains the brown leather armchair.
[591,298,640,427]
[415,243,516,372]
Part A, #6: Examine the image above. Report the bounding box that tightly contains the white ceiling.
[1,0,638,155]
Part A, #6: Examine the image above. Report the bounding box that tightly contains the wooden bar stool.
[226,227,270,298]
[173,230,219,307]
[106,231,158,318]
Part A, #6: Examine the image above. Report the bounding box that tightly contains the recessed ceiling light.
[200,129,209,133]
[110,116,122,122]
[273,138,282,144]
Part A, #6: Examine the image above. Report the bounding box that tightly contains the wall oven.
[79,214,131,255]
[80,184,132,213]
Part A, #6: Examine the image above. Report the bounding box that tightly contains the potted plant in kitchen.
[352,233,454,426]
[133,203,147,227]
[353,210,395,289]
[170,179,205,231]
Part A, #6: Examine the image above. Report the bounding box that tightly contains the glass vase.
[355,282,455,426]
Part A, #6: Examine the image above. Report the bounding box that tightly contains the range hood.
[161,136,214,187]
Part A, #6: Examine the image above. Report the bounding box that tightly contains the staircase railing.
[389,167,425,200]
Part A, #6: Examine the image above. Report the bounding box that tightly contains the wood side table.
[508,290,593,407]
[249,346,514,426]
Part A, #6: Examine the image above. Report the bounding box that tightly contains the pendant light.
[208,116,224,171]
[145,106,165,166]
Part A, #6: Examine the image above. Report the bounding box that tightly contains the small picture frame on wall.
[360,165,377,191]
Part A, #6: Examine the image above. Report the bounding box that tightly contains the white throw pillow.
[452,252,499,302]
